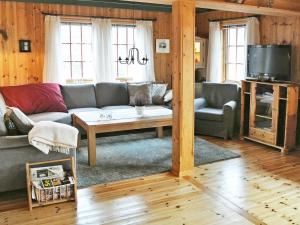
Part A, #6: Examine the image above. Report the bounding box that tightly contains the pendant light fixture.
[118,4,148,65]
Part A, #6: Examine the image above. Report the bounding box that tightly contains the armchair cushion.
[202,83,238,109]
[194,98,207,110]
[195,108,223,122]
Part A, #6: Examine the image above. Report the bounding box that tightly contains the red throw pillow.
[0,83,67,115]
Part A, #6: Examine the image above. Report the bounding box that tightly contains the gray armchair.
[194,83,238,139]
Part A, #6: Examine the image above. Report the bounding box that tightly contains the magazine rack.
[26,157,77,211]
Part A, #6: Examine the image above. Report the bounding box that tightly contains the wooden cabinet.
[240,80,299,154]
[195,37,207,69]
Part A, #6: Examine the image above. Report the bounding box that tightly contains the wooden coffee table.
[73,107,172,166]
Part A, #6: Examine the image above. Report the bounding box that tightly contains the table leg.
[87,129,96,167]
[156,127,164,138]
[77,132,81,149]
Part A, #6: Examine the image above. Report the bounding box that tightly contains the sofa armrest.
[0,135,30,150]
[194,98,207,110]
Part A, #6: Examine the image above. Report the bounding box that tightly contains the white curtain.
[244,17,260,78]
[92,18,114,82]
[245,17,260,45]
[207,22,223,83]
[129,20,155,82]
[43,16,64,84]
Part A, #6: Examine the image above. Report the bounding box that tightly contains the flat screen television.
[247,45,292,81]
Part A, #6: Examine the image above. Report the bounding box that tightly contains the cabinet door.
[249,83,279,145]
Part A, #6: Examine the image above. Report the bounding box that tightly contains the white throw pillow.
[164,90,173,103]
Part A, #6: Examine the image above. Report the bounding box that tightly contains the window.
[223,25,246,82]
[60,23,94,84]
[111,25,135,78]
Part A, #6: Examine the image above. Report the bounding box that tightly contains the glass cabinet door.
[254,84,274,131]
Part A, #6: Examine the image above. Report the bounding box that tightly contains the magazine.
[30,165,75,202]
[31,165,64,181]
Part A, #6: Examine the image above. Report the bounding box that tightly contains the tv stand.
[240,80,299,154]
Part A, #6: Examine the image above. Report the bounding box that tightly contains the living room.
[1,0,300,224]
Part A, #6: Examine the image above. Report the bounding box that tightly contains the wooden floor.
[1,137,300,225]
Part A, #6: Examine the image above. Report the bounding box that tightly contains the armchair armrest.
[194,98,207,110]
[223,100,237,113]
[223,100,237,139]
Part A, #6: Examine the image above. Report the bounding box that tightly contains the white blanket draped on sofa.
[28,121,78,154]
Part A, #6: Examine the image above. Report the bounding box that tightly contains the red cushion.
[0,83,67,115]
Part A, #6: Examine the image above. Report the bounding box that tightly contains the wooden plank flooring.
[1,137,300,225]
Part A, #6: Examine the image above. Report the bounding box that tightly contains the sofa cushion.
[202,83,238,109]
[60,84,97,109]
[0,135,30,150]
[28,112,72,125]
[128,83,152,106]
[95,83,129,108]
[68,108,102,114]
[0,83,67,114]
[0,93,7,136]
[7,107,34,134]
[195,108,224,122]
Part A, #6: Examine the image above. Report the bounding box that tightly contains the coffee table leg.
[156,127,164,138]
[87,129,96,167]
[77,132,81,149]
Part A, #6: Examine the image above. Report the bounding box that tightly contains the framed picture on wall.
[156,39,170,53]
[19,40,31,52]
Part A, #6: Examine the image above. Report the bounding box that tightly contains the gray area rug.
[77,131,240,188]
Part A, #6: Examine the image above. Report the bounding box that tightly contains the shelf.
[244,92,251,95]
[243,136,284,151]
[280,98,287,101]
[255,114,272,120]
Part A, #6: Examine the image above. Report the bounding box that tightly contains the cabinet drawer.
[249,128,276,145]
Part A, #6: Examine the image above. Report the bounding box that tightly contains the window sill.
[66,79,94,84]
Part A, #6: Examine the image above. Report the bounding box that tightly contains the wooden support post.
[171,0,195,176]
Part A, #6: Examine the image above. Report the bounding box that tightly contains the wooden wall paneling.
[0,1,172,86]
[172,0,195,176]
[196,11,254,37]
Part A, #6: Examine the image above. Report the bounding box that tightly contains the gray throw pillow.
[128,83,152,106]
[7,107,35,134]
[0,93,7,136]
[152,84,168,105]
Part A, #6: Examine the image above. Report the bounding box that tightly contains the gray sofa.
[194,82,238,139]
[0,82,168,192]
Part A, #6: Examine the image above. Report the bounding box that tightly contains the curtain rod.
[209,15,260,22]
[41,12,157,21]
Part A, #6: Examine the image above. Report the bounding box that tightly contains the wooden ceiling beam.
[122,0,300,16]
[196,0,300,17]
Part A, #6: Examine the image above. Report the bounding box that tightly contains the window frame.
[222,24,246,83]
[111,23,136,79]
[60,21,94,84]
